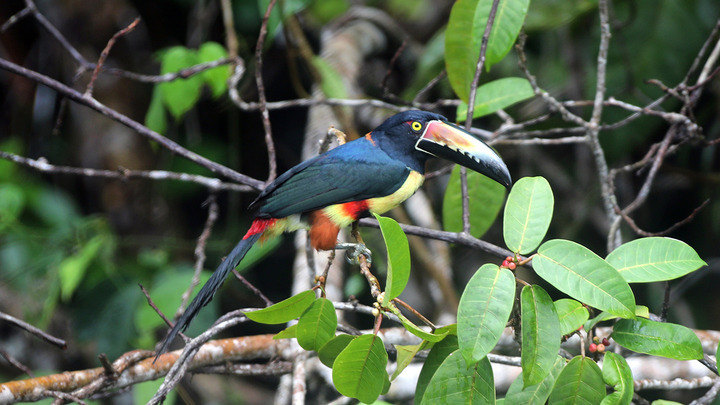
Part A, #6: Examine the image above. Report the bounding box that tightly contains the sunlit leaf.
[422,350,495,404]
[612,318,703,360]
[318,334,355,367]
[296,297,337,351]
[456,78,534,120]
[158,46,203,119]
[245,290,315,324]
[606,237,706,283]
[332,334,388,403]
[445,0,531,101]
[601,352,633,405]
[554,299,589,336]
[458,264,516,365]
[534,239,635,318]
[198,42,230,98]
[503,176,554,254]
[549,356,604,404]
[273,324,297,340]
[59,235,105,301]
[373,213,411,304]
[521,285,561,387]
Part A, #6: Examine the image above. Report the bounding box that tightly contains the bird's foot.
[335,243,372,265]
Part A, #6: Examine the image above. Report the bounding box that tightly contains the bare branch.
[255,0,279,184]
[0,311,66,349]
[85,17,141,97]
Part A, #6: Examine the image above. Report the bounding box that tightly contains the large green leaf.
[144,85,167,135]
[521,285,562,387]
[534,240,636,318]
[445,0,531,101]
[415,335,458,405]
[245,290,315,324]
[198,42,230,98]
[504,357,565,405]
[372,213,411,304]
[612,318,703,360]
[318,334,355,368]
[421,350,495,404]
[272,324,297,340]
[601,352,633,405]
[296,298,337,351]
[397,312,449,343]
[553,299,589,336]
[158,46,203,119]
[458,264,516,365]
[0,182,25,226]
[584,305,650,331]
[456,78,534,120]
[549,356,605,404]
[503,177,554,254]
[606,237,706,283]
[332,334,388,403]
[443,165,506,238]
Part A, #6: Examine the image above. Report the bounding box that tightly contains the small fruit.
[501,260,510,268]
[508,262,517,270]
[597,343,605,353]
[372,308,380,317]
[593,336,600,344]
[589,343,597,353]
[602,338,610,346]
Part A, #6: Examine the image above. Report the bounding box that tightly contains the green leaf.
[521,285,562,387]
[296,298,337,351]
[332,334,388,403]
[145,84,167,136]
[458,264,516,365]
[258,0,311,45]
[245,290,316,324]
[372,213,411,304]
[651,401,683,405]
[318,334,355,368]
[273,324,297,340]
[504,357,565,405]
[58,235,105,301]
[584,305,649,331]
[456,78,534,120]
[554,299,589,336]
[445,0,531,101]
[0,183,25,226]
[421,350,495,404]
[606,237,706,283]
[415,335,458,405]
[549,356,605,405]
[198,42,230,98]
[534,240,636,318]
[443,165,506,239]
[503,176,554,254]
[397,312,449,342]
[158,46,203,119]
[525,0,596,30]
[392,342,427,380]
[311,57,349,99]
[601,352,633,405]
[612,318,703,360]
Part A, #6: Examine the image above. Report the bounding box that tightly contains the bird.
[156,110,511,356]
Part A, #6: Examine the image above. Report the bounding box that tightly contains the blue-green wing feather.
[250,138,411,218]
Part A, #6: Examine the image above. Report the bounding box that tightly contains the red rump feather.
[342,200,369,219]
[243,218,277,239]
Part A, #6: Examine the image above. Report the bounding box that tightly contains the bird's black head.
[372,110,512,187]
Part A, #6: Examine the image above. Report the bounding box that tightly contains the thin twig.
[177,195,220,317]
[85,17,141,97]
[0,150,252,192]
[255,0,279,184]
[232,269,273,307]
[0,348,35,377]
[139,284,183,337]
[0,311,66,349]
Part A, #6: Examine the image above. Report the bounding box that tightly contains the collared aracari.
[157,110,511,356]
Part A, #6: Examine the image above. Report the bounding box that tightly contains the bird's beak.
[415,120,512,187]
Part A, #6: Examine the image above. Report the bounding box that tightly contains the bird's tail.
[155,218,277,359]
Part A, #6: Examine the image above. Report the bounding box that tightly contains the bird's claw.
[335,243,372,265]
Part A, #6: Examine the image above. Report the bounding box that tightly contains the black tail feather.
[155,232,264,359]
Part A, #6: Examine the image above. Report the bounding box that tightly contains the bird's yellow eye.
[411,121,423,132]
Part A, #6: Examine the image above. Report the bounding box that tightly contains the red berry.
[602,338,610,346]
[589,343,597,353]
[506,256,513,261]
[501,260,509,267]
[597,343,606,353]
[508,262,517,270]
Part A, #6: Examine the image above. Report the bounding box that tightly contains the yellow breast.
[367,170,424,215]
